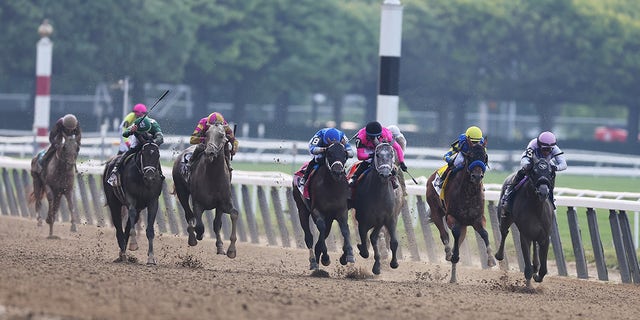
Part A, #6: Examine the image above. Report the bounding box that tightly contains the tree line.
[1,0,638,145]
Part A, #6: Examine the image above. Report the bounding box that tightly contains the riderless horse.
[293,142,354,271]
[172,123,239,258]
[495,156,555,287]
[30,134,80,238]
[425,142,496,283]
[103,141,163,264]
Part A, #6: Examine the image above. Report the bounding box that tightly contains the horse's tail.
[29,172,44,211]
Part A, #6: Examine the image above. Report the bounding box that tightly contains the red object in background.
[594,126,640,142]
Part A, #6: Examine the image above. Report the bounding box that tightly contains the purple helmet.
[323,128,341,145]
[537,131,556,149]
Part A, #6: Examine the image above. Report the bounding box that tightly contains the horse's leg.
[213,209,226,255]
[226,207,238,259]
[357,222,370,259]
[110,202,128,262]
[298,202,317,270]
[370,225,382,275]
[494,207,513,261]
[128,218,140,251]
[473,219,496,267]
[532,242,540,274]
[185,201,204,246]
[176,188,197,246]
[337,214,355,266]
[145,201,158,265]
[66,192,78,233]
[195,206,205,241]
[46,193,61,239]
[449,221,463,283]
[386,220,399,270]
[432,209,451,260]
[120,207,136,263]
[314,216,330,267]
[377,228,389,261]
[520,235,534,287]
[533,238,549,283]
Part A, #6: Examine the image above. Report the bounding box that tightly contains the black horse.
[495,156,555,287]
[293,142,354,271]
[426,142,495,283]
[103,142,163,264]
[172,123,239,258]
[30,134,80,238]
[351,142,401,275]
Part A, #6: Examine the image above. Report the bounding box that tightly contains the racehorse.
[351,142,401,275]
[495,156,555,287]
[103,142,163,264]
[425,142,496,283]
[293,142,354,271]
[172,123,239,258]
[30,134,80,238]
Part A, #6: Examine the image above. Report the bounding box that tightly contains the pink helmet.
[537,131,556,148]
[133,104,147,116]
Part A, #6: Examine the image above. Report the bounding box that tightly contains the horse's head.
[138,142,161,184]
[204,123,228,162]
[57,134,79,166]
[462,142,487,184]
[324,142,347,179]
[373,143,394,178]
[529,157,554,201]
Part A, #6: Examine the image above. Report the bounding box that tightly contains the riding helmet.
[323,128,341,145]
[537,131,556,149]
[465,126,483,143]
[62,114,78,130]
[132,104,147,117]
[207,112,225,125]
[365,121,382,137]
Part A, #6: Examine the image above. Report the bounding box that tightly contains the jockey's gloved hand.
[399,162,408,172]
[551,164,558,172]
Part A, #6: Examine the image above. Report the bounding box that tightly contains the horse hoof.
[70,224,77,233]
[309,260,319,270]
[226,249,236,259]
[534,275,544,283]
[357,244,369,258]
[321,255,331,267]
[129,244,139,251]
[494,253,504,261]
[147,257,157,266]
[372,264,381,275]
[37,220,43,227]
[487,257,497,267]
[196,233,204,241]
[188,233,197,246]
[47,235,60,240]
[390,260,399,269]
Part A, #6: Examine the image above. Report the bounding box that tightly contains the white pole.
[122,76,129,120]
[376,0,403,127]
[33,19,53,150]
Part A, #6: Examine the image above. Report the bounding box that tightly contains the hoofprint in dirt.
[1,216,639,320]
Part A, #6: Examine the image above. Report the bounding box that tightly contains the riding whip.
[405,169,419,185]
[139,90,170,122]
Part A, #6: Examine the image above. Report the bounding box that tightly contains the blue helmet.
[323,128,341,145]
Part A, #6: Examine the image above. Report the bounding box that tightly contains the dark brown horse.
[495,156,554,287]
[30,134,79,238]
[172,123,238,258]
[351,143,401,275]
[293,142,354,271]
[103,142,163,264]
[426,142,495,283]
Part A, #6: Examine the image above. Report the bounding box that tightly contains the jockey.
[118,103,147,154]
[188,112,238,173]
[501,131,567,209]
[348,121,407,189]
[388,125,408,196]
[108,116,164,186]
[40,114,82,170]
[299,127,354,186]
[433,125,485,188]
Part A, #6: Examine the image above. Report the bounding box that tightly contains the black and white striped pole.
[376,0,403,127]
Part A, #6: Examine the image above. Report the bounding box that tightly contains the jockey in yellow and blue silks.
[118,103,147,154]
[501,131,567,210]
[299,127,354,186]
[188,112,238,174]
[348,121,407,189]
[433,126,486,188]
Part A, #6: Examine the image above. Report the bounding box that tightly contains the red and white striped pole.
[33,19,53,149]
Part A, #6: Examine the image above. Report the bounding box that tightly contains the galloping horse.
[293,142,354,271]
[495,156,555,287]
[172,123,239,258]
[351,142,401,275]
[30,134,80,238]
[103,141,163,264]
[425,142,495,283]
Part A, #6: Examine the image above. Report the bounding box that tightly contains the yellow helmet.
[465,126,483,143]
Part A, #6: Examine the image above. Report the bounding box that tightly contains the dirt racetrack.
[1,215,640,320]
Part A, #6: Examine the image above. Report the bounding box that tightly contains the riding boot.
[349,163,367,188]
[500,168,527,209]
[437,168,449,187]
[300,158,317,186]
[187,144,205,172]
